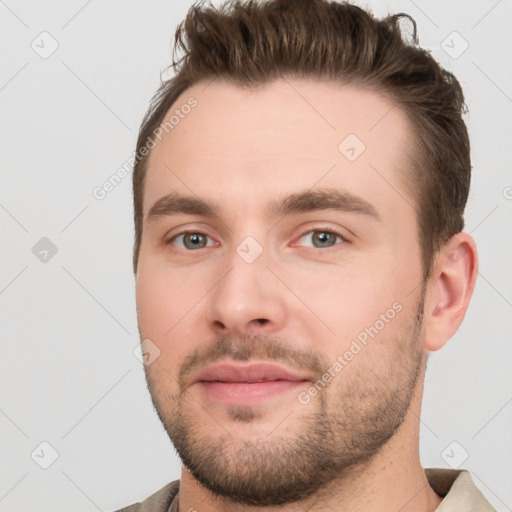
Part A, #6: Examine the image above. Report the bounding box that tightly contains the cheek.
[136,271,174,336]
[280,259,412,372]
[137,258,194,327]
[289,261,401,333]
[135,260,211,362]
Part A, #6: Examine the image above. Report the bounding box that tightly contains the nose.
[205,249,288,338]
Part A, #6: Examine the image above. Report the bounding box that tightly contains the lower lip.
[197,380,307,406]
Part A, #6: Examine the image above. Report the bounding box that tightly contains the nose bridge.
[206,239,287,335]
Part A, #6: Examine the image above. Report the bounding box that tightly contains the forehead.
[143,78,417,223]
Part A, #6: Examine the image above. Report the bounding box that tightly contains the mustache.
[177,334,330,390]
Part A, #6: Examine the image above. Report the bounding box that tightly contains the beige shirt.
[113,468,496,511]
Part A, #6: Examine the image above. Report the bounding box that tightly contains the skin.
[135,78,478,512]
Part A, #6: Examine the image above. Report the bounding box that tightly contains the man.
[115,0,494,510]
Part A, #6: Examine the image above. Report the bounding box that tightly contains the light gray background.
[0,0,511,510]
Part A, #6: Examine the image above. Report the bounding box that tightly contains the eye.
[170,232,216,250]
[297,229,345,249]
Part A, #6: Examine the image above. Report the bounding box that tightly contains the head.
[133,0,478,507]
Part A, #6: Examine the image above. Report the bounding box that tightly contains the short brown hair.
[132,0,470,280]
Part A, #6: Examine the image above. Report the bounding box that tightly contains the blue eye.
[298,230,344,248]
[172,232,214,250]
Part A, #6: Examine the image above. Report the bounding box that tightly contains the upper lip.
[192,361,311,384]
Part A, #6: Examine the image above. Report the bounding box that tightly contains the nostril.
[213,320,227,330]
[255,318,269,325]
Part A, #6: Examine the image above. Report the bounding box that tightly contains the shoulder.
[111,480,180,512]
[425,468,496,511]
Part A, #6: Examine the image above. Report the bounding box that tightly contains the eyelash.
[166,227,348,250]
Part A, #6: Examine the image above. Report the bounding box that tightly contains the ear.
[423,232,479,352]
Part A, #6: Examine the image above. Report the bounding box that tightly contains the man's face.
[136,79,427,506]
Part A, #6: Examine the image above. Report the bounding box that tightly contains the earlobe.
[423,232,479,352]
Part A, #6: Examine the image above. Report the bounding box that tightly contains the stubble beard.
[143,292,426,506]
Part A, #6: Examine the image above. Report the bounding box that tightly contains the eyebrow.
[145,189,381,224]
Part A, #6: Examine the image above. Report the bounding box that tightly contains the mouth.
[191,361,311,406]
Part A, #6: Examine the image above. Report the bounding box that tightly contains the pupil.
[186,233,204,249]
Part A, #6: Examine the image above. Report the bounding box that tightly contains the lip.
[193,361,310,384]
[190,361,311,406]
